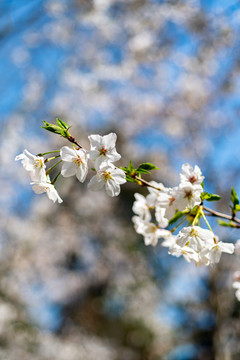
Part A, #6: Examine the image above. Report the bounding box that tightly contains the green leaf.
[231,187,239,207]
[126,175,136,183]
[136,168,151,175]
[56,118,69,130]
[128,161,135,174]
[201,192,221,202]
[235,204,240,212]
[41,121,62,135]
[136,163,159,173]
[218,220,235,227]
[168,210,187,226]
[41,121,71,139]
[120,166,128,172]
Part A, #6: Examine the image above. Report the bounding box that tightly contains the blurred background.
[1,0,240,359]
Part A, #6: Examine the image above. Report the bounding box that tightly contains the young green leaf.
[201,192,221,202]
[231,187,239,207]
[41,121,62,135]
[235,204,240,212]
[126,175,136,183]
[168,210,188,226]
[136,163,159,172]
[136,168,151,175]
[56,118,69,130]
[128,160,135,174]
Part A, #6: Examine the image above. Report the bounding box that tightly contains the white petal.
[94,155,108,169]
[102,132,117,149]
[219,242,235,254]
[30,168,47,182]
[111,168,126,184]
[107,149,121,162]
[88,175,105,191]
[88,134,102,150]
[76,165,88,183]
[61,162,77,177]
[60,146,75,162]
[105,179,120,197]
[32,183,46,194]
[88,149,100,162]
[46,185,63,203]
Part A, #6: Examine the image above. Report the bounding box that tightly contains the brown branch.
[67,136,82,149]
[203,205,240,225]
[134,175,162,191]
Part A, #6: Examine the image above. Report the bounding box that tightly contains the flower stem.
[201,208,213,232]
[46,160,62,175]
[44,155,61,163]
[37,150,60,156]
[51,171,61,185]
[192,207,201,226]
[171,216,187,233]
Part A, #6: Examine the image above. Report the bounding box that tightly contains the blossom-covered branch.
[15,119,240,301]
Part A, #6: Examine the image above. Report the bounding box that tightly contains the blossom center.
[169,196,175,205]
[190,228,198,237]
[184,190,193,199]
[188,175,197,184]
[73,156,83,167]
[35,158,44,168]
[99,147,107,156]
[103,170,112,181]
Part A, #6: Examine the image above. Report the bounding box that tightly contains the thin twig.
[67,136,82,148]
[134,175,162,191]
[203,205,240,225]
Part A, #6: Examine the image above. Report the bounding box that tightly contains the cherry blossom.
[206,241,235,264]
[88,133,121,168]
[15,149,46,182]
[31,176,63,203]
[180,163,204,186]
[60,146,88,182]
[178,183,202,209]
[88,162,126,197]
[176,226,214,252]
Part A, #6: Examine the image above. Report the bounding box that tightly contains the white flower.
[207,241,235,264]
[15,149,46,182]
[155,207,168,228]
[60,146,88,182]
[147,181,167,205]
[88,162,126,197]
[178,183,202,209]
[132,216,170,246]
[156,187,179,220]
[180,163,204,186]
[176,226,214,252]
[161,233,177,248]
[132,193,152,221]
[88,133,121,168]
[169,244,199,263]
[141,222,170,247]
[31,176,63,203]
[132,216,146,235]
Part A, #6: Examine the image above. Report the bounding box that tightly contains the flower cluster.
[15,150,63,203]
[15,133,126,202]
[132,163,235,266]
